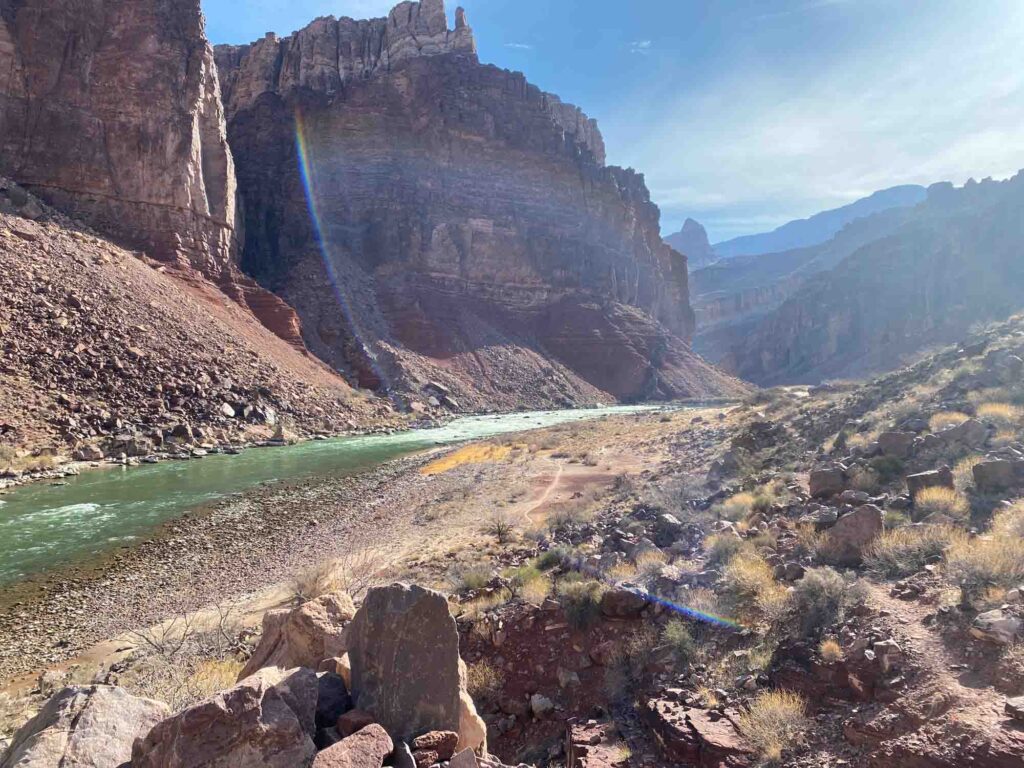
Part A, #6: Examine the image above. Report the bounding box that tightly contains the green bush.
[557,578,606,630]
[791,567,867,637]
[534,548,568,571]
[662,619,697,669]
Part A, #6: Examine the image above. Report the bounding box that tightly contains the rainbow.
[294,109,390,390]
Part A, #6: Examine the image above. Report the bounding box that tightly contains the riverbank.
[0,405,733,688]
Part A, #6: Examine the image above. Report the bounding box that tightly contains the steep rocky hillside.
[665,218,717,271]
[725,173,1024,384]
[0,181,395,459]
[214,1,747,408]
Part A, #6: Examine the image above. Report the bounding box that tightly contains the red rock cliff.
[215,1,742,407]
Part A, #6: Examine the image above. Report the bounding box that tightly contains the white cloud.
[504,42,533,50]
[629,40,653,55]
[604,2,1024,241]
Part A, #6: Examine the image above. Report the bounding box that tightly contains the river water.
[0,405,665,585]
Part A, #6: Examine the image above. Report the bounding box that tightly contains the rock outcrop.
[347,583,485,752]
[131,667,319,768]
[214,1,745,407]
[665,218,718,271]
[0,685,168,768]
[0,0,309,348]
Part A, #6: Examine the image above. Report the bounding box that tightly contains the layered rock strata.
[215,1,744,406]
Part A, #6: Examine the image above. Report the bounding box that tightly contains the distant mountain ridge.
[712,184,928,259]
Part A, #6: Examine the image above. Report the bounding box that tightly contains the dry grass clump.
[819,638,843,663]
[929,411,970,432]
[705,533,748,566]
[458,589,512,620]
[954,455,984,491]
[504,564,551,604]
[992,429,1019,448]
[722,552,791,624]
[976,402,1023,427]
[290,549,383,602]
[635,549,668,581]
[603,626,658,702]
[914,486,969,522]
[0,445,16,467]
[449,563,493,593]
[466,660,504,706]
[866,525,964,578]
[945,508,1024,597]
[661,619,698,669]
[738,690,809,764]
[715,489,775,521]
[125,657,244,713]
[557,577,606,630]
[791,567,867,637]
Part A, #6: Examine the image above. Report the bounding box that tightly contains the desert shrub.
[124,656,244,713]
[466,660,504,707]
[998,643,1024,695]
[914,487,969,522]
[848,466,880,493]
[534,548,568,571]
[290,550,383,603]
[993,429,1019,448]
[661,619,697,669]
[715,488,776,521]
[705,533,747,566]
[458,590,511,620]
[485,510,516,544]
[738,690,808,763]
[866,525,964,578]
[954,455,984,491]
[819,638,843,663]
[449,564,493,593]
[604,626,658,702]
[929,411,970,432]
[945,519,1024,598]
[868,455,905,484]
[722,553,791,624]
[976,402,1022,427]
[791,567,866,637]
[635,549,668,581]
[505,564,551,604]
[0,445,15,466]
[557,578,606,630]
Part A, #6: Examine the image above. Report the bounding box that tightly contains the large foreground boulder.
[0,685,168,768]
[131,667,318,768]
[239,592,356,679]
[311,724,393,768]
[347,584,486,753]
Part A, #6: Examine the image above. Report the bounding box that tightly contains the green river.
[0,405,665,586]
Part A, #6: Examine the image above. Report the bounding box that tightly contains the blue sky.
[203,0,1024,242]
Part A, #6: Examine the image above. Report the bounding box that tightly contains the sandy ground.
[0,406,735,703]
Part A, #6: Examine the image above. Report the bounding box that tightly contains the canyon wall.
[214,0,743,407]
[0,0,305,346]
[724,174,1024,384]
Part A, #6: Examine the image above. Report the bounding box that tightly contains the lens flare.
[294,108,389,390]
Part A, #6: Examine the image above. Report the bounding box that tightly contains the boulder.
[905,467,954,496]
[970,609,1022,645]
[1007,696,1024,723]
[240,592,355,679]
[0,685,168,768]
[347,584,485,752]
[642,699,751,766]
[132,667,318,768]
[316,672,353,730]
[338,709,377,737]
[938,419,990,448]
[810,466,846,498]
[311,724,393,768]
[823,504,884,566]
[600,585,649,618]
[878,432,916,459]
[449,749,479,768]
[411,731,458,760]
[973,459,1024,493]
[73,444,105,462]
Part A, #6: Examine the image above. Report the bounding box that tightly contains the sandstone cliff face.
[215,1,740,407]
[724,174,1024,385]
[0,0,309,348]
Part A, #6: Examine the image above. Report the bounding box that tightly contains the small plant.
[662,619,697,669]
[0,445,16,467]
[449,564,493,593]
[714,488,776,521]
[868,455,905,483]
[791,567,866,637]
[705,533,747,566]
[929,411,970,432]
[944,515,1024,599]
[953,455,984,491]
[604,626,658,702]
[534,548,567,571]
[486,510,516,544]
[976,402,1022,427]
[819,638,843,663]
[505,564,551,604]
[866,525,963,578]
[466,660,504,707]
[738,690,809,763]
[993,501,1024,537]
[634,549,668,582]
[722,552,790,624]
[557,578,606,630]
[914,487,969,522]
